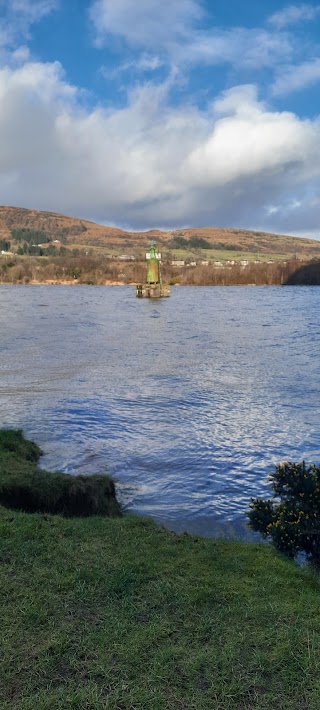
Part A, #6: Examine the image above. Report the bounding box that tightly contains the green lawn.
[1,432,320,709]
[2,510,320,709]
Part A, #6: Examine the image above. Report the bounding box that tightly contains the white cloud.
[11,45,31,62]
[134,55,163,72]
[90,0,293,71]
[101,53,164,81]
[7,0,57,24]
[0,0,57,48]
[174,27,293,69]
[0,59,320,236]
[90,0,202,49]
[213,84,262,116]
[184,86,315,189]
[268,3,320,29]
[272,57,320,95]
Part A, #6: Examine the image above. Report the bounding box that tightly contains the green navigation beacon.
[147,242,161,286]
[136,242,170,298]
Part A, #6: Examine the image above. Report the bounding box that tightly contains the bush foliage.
[247,461,320,563]
[168,235,212,249]
[0,429,121,517]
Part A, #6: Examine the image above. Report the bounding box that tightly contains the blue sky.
[0,0,320,236]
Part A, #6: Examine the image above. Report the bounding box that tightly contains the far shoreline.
[0,280,288,287]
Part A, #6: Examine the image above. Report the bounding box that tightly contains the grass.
[163,249,299,263]
[201,250,292,262]
[9,245,314,263]
[1,432,320,709]
[0,429,121,517]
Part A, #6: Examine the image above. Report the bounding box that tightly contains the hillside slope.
[1,205,320,257]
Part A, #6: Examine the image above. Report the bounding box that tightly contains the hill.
[1,205,320,258]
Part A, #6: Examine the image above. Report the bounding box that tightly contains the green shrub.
[168,236,188,248]
[188,236,212,249]
[247,461,320,563]
[0,429,121,518]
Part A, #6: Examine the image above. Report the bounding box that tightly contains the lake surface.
[1,285,319,538]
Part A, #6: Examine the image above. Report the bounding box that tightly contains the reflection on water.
[1,284,320,538]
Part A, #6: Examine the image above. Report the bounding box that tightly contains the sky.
[0,1,320,236]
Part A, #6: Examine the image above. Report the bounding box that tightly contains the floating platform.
[136,283,170,298]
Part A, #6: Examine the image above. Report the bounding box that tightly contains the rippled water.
[1,284,320,538]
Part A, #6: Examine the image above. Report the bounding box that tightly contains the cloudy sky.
[0,0,320,235]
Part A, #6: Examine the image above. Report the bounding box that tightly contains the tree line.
[1,253,320,286]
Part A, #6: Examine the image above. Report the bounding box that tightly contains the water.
[1,284,319,539]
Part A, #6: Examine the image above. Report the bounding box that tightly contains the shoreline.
[1,429,320,709]
[0,279,284,287]
[1,256,319,287]
[0,279,128,286]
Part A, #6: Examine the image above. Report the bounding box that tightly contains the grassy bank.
[0,429,121,517]
[1,434,320,709]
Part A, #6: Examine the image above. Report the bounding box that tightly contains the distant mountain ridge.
[0,205,320,257]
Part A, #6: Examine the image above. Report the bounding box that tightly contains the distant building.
[201,260,209,266]
[146,251,161,260]
[171,260,185,266]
